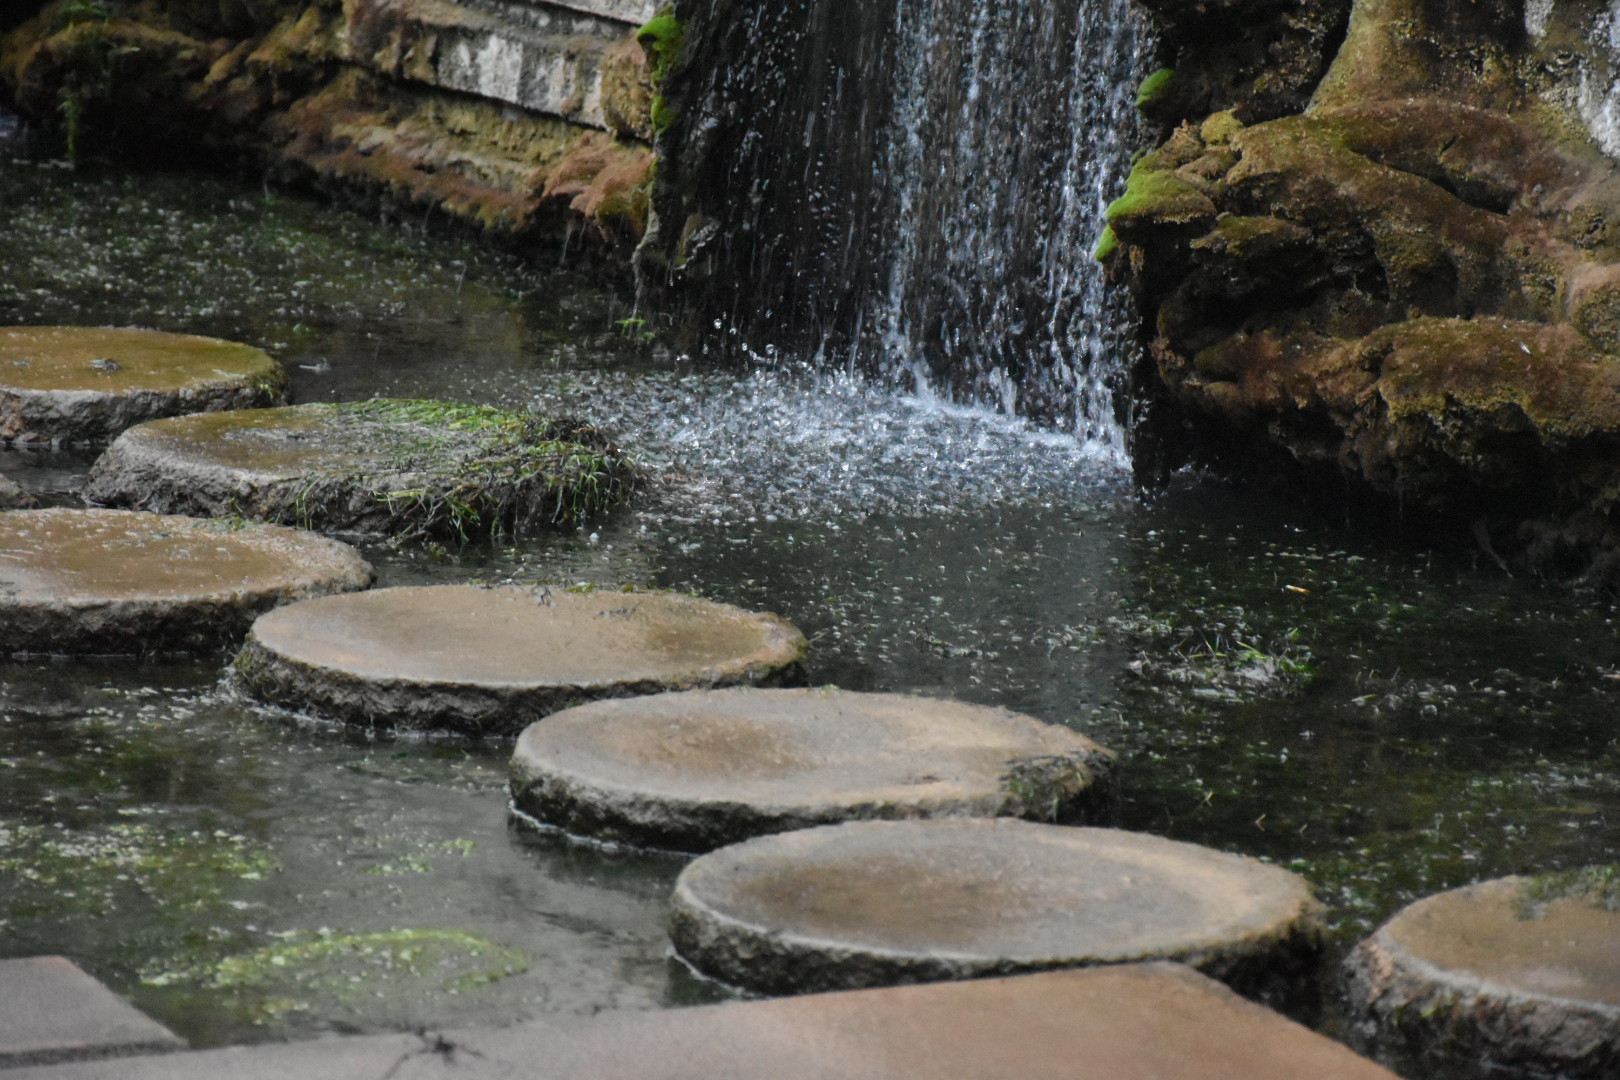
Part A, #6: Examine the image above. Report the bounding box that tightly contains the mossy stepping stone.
[1343,870,1620,1078]
[510,688,1117,852]
[84,400,633,540]
[233,585,809,735]
[669,820,1324,1000]
[0,508,373,655]
[0,326,286,446]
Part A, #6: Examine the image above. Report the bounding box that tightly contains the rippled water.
[2,153,1618,1068]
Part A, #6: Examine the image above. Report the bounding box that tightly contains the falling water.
[871,0,1149,455]
[660,0,1151,454]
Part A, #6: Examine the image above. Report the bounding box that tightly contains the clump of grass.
[299,399,636,543]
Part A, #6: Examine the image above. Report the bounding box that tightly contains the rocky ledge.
[0,0,664,270]
[1118,0,1620,582]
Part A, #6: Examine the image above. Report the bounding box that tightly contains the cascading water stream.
[658,0,1152,457]
[871,0,1149,459]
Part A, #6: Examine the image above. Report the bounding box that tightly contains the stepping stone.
[0,508,374,655]
[669,819,1324,1001]
[0,326,286,446]
[0,956,184,1066]
[510,688,1117,852]
[233,585,808,735]
[0,964,1401,1080]
[1343,870,1620,1078]
[84,400,633,539]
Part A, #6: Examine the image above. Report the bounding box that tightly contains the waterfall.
[659,0,1152,458]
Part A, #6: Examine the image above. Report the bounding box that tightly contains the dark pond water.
[1,140,1617,1067]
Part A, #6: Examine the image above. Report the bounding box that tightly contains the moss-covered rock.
[84,399,637,541]
[1120,0,1620,577]
[0,0,660,269]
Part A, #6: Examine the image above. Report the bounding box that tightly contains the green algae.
[141,927,532,1022]
[0,821,277,920]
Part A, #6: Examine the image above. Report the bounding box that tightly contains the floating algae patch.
[0,820,277,922]
[85,399,636,541]
[140,928,532,1025]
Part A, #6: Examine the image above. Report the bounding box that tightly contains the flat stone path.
[0,508,373,655]
[0,964,1399,1080]
[233,585,808,734]
[510,688,1116,851]
[0,957,184,1067]
[1344,872,1620,1078]
[0,326,285,445]
[670,819,1323,1000]
[84,400,633,539]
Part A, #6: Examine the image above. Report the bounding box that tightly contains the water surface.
[1,153,1616,1061]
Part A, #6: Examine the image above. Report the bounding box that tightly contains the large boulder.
[1118,0,1620,580]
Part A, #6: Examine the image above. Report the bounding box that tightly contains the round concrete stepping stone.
[84,400,633,539]
[1343,871,1620,1078]
[0,326,286,445]
[0,508,373,655]
[669,820,1324,1000]
[233,585,808,735]
[510,688,1118,852]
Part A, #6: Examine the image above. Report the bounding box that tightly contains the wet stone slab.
[232,585,809,735]
[1343,871,1620,1078]
[0,964,1400,1080]
[0,508,374,655]
[670,819,1325,1002]
[83,400,634,540]
[510,687,1118,852]
[0,326,286,446]
[0,956,184,1067]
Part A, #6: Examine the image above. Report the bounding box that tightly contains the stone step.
[0,509,373,656]
[233,585,807,734]
[0,957,183,1068]
[0,327,286,447]
[670,819,1325,1006]
[0,963,1397,1079]
[1344,871,1620,1078]
[511,687,1117,851]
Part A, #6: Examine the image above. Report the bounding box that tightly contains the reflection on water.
[0,155,1617,1058]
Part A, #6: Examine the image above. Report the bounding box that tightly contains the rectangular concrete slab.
[0,957,184,1067]
[3,963,1398,1080]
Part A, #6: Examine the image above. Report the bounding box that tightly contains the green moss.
[637,5,685,135]
[141,928,532,1021]
[0,822,277,920]
[1093,224,1119,262]
[316,399,637,541]
[1135,68,1175,110]
[1105,160,1212,226]
[1200,110,1244,146]
[636,7,686,84]
[1518,865,1620,913]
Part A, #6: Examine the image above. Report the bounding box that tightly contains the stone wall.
[0,0,662,270]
